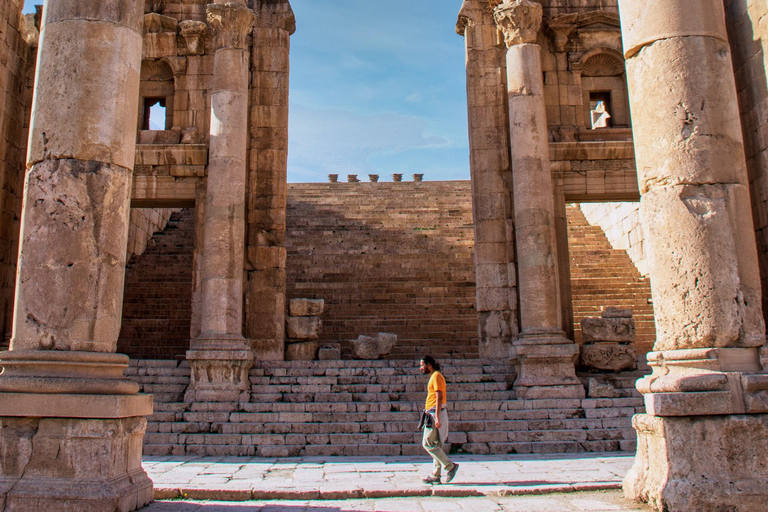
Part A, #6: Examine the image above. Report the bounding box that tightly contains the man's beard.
[421,367,429,374]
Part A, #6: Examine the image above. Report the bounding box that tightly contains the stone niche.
[579,307,637,371]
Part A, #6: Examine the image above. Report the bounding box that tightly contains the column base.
[625,413,768,511]
[186,336,253,402]
[0,393,154,512]
[512,338,585,399]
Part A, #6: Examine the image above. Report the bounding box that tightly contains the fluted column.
[185,1,256,403]
[457,0,518,359]
[494,0,583,399]
[618,1,768,510]
[0,0,153,509]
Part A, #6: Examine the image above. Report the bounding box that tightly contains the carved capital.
[493,0,542,47]
[179,20,208,55]
[207,3,256,50]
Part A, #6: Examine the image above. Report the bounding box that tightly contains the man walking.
[420,355,459,484]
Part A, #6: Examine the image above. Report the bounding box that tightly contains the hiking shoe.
[422,475,441,484]
[443,463,459,483]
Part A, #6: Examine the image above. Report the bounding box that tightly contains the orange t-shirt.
[425,371,447,411]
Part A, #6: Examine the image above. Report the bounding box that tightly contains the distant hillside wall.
[579,202,648,277]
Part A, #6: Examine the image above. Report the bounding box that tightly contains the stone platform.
[143,452,634,500]
[129,359,644,457]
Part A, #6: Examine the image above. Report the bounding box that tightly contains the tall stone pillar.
[0,0,153,510]
[245,0,295,361]
[457,0,518,359]
[494,0,583,399]
[618,1,768,510]
[185,1,256,403]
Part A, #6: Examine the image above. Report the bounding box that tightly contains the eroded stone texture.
[245,0,294,362]
[457,0,517,359]
[285,316,322,340]
[290,298,324,317]
[580,344,636,372]
[352,333,398,360]
[494,0,583,399]
[285,340,318,361]
[581,317,634,343]
[0,416,152,512]
[624,414,768,511]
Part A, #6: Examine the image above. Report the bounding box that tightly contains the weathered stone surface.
[318,344,341,360]
[289,298,324,317]
[351,333,397,360]
[601,307,632,319]
[624,414,768,511]
[581,317,635,343]
[0,416,153,511]
[581,344,637,372]
[285,341,318,361]
[511,342,585,399]
[587,378,620,398]
[285,316,322,340]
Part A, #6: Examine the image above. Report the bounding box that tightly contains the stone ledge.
[0,393,154,418]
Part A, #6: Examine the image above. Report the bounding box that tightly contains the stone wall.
[579,202,647,276]
[126,208,181,259]
[0,1,34,345]
[725,0,768,324]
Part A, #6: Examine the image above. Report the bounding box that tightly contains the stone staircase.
[285,182,479,360]
[118,209,195,360]
[566,205,656,356]
[130,358,643,457]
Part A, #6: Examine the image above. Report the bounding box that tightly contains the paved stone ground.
[144,453,637,502]
[141,491,649,511]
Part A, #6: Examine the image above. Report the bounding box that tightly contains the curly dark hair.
[421,355,440,371]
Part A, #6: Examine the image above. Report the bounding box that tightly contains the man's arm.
[434,390,444,428]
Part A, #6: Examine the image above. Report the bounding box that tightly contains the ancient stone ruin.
[0,0,766,511]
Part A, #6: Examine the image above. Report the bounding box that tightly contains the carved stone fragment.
[285,341,318,361]
[289,298,324,317]
[581,317,635,343]
[581,343,637,372]
[351,333,398,359]
[285,316,322,340]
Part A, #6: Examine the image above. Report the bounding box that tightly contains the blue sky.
[23,1,471,183]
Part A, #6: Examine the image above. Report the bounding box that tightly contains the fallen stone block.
[601,306,633,318]
[289,298,325,317]
[286,341,319,361]
[581,317,635,343]
[581,343,637,372]
[286,316,322,340]
[351,332,397,359]
[318,344,341,360]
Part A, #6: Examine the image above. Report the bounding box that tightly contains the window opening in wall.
[142,97,167,130]
[589,91,613,129]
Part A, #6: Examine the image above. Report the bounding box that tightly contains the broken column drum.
[0,0,153,510]
[493,0,583,400]
[618,0,768,510]
[186,1,256,403]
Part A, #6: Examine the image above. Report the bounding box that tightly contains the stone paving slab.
[140,491,650,511]
[144,453,634,501]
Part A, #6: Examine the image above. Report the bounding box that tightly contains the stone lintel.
[135,144,208,166]
[0,393,153,418]
[549,140,635,161]
[493,0,542,48]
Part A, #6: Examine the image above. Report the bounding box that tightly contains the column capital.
[493,0,542,47]
[207,2,256,50]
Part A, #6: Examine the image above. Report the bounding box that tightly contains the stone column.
[457,0,518,359]
[185,1,256,403]
[618,1,768,510]
[245,0,295,361]
[494,0,583,399]
[0,0,153,510]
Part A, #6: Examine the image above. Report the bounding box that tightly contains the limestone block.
[0,416,153,511]
[45,0,144,30]
[602,307,632,318]
[285,316,322,340]
[143,32,177,59]
[250,337,283,362]
[11,160,132,352]
[587,378,620,398]
[289,299,324,317]
[581,317,635,343]
[28,21,142,170]
[626,37,747,191]
[318,344,341,361]
[640,184,764,350]
[512,343,585,399]
[285,341,318,361]
[618,0,728,58]
[351,333,398,360]
[181,128,205,144]
[624,414,768,511]
[580,343,637,372]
